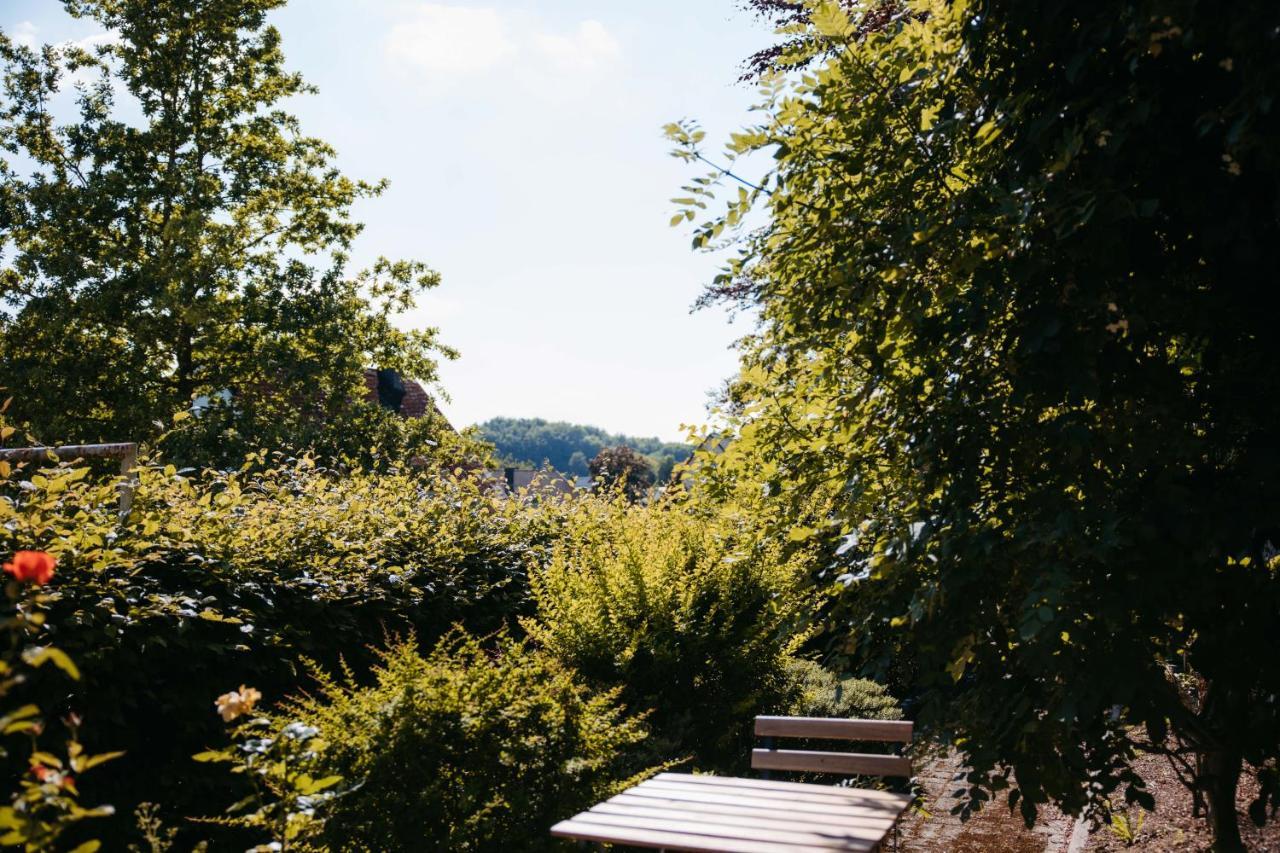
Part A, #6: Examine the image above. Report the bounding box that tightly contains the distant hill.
[477,417,692,481]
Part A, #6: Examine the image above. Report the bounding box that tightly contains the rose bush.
[0,550,119,852]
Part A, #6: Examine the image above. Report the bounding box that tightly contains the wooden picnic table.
[550,771,913,852]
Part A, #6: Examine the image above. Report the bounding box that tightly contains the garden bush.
[279,630,657,852]
[0,403,898,848]
[524,497,815,770]
[0,445,567,843]
[779,657,903,723]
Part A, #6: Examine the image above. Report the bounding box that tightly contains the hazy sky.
[2,1,771,442]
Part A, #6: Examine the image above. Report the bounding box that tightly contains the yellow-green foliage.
[281,630,656,853]
[0,446,567,842]
[780,658,902,722]
[129,456,562,626]
[525,497,815,769]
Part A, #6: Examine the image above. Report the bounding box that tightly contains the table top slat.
[645,775,911,810]
[550,818,853,853]
[551,773,911,852]
[654,773,913,806]
[556,811,881,852]
[622,784,903,821]
[607,793,900,831]
[592,801,896,837]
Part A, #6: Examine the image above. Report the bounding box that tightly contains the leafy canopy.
[589,445,657,503]
[673,0,1280,848]
[0,0,452,461]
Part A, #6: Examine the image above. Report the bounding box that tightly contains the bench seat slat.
[752,749,912,778]
[754,716,913,743]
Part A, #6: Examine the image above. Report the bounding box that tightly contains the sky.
[1,1,773,443]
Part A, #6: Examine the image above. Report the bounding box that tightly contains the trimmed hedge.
[0,437,901,848]
[0,454,565,842]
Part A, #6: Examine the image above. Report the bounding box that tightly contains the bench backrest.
[752,716,914,778]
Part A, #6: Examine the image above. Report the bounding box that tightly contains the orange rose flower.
[3,551,55,585]
[215,685,262,722]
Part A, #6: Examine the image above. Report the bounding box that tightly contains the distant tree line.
[477,417,691,482]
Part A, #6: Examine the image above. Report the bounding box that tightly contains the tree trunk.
[176,325,196,403]
[1202,746,1245,852]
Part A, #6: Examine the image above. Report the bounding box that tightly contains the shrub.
[770,659,906,787]
[0,449,568,843]
[779,658,903,722]
[0,549,119,851]
[157,395,490,473]
[280,630,656,852]
[524,497,815,770]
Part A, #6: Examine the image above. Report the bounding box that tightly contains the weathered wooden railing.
[0,443,139,517]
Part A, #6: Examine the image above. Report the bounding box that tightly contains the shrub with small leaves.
[525,497,815,770]
[280,630,658,853]
[779,658,902,723]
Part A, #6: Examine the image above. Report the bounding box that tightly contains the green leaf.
[975,119,1002,148]
[81,751,125,770]
[24,647,81,680]
[812,2,852,38]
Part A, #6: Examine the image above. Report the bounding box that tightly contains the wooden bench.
[551,716,914,852]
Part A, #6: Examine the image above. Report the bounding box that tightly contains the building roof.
[361,368,449,425]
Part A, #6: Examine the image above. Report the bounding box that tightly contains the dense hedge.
[0,437,901,849]
[0,453,565,841]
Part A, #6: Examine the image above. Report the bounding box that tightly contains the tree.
[655,453,677,485]
[0,0,452,462]
[589,446,656,503]
[673,1,1280,849]
[478,417,690,481]
[734,0,894,80]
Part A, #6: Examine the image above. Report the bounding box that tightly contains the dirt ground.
[1082,749,1278,852]
[899,751,1075,852]
[899,749,1280,852]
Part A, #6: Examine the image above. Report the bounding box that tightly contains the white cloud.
[70,31,121,53]
[11,21,120,56]
[533,20,620,72]
[385,5,514,76]
[384,4,621,92]
[13,21,39,49]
